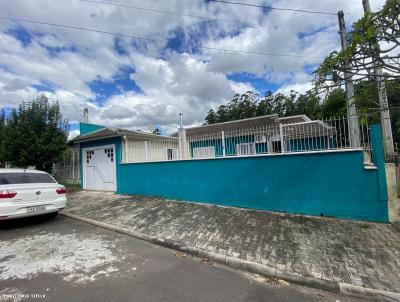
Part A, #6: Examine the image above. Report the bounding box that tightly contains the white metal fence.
[52,147,80,183]
[123,116,373,164]
[124,137,179,163]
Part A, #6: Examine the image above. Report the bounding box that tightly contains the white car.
[0,169,67,220]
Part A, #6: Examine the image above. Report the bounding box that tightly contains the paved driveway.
[0,215,363,302]
[63,190,400,297]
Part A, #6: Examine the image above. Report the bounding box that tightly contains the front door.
[84,145,116,191]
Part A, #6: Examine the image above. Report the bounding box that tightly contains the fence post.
[178,136,182,159]
[178,127,188,159]
[144,141,148,161]
[221,131,226,157]
[72,149,75,180]
[279,124,285,154]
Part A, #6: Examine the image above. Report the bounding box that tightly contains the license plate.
[27,206,46,213]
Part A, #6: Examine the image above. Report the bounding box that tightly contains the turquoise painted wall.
[370,125,388,204]
[79,137,122,190]
[80,123,106,135]
[78,124,388,222]
[118,126,388,222]
[118,150,388,222]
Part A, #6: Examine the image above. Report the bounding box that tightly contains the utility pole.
[362,0,394,155]
[338,11,360,148]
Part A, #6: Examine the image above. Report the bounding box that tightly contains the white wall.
[125,138,179,163]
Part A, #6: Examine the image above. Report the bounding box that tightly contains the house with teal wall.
[185,114,337,158]
[69,114,388,222]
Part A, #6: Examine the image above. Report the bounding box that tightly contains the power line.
[81,0,337,33]
[209,0,337,16]
[0,16,327,59]
[80,0,260,28]
[0,17,164,43]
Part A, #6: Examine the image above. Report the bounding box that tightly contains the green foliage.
[205,90,323,124]
[320,88,346,118]
[203,79,400,145]
[1,95,69,172]
[314,0,399,92]
[355,79,400,145]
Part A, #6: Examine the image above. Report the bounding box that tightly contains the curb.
[60,212,400,302]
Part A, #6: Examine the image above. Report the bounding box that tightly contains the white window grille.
[193,146,216,159]
[122,116,373,165]
[236,143,256,156]
[255,134,267,143]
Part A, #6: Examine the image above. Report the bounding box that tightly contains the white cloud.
[68,129,80,140]
[277,82,313,96]
[0,0,387,135]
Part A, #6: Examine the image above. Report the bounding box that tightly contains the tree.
[354,79,400,145]
[314,0,399,92]
[204,90,321,124]
[320,88,346,118]
[2,95,69,172]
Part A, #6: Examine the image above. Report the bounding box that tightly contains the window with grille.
[236,143,256,156]
[272,141,282,153]
[193,146,215,159]
[166,148,176,160]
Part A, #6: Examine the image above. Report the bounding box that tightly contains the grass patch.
[394,245,400,253]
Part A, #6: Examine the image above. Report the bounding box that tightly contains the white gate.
[83,145,116,191]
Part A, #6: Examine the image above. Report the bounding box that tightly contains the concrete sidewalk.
[63,191,400,300]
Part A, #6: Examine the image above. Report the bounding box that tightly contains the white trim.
[120,148,365,165]
[279,114,311,122]
[185,114,278,130]
[73,135,120,144]
[82,144,117,191]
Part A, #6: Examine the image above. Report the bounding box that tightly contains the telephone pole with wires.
[337,11,360,148]
[362,0,394,155]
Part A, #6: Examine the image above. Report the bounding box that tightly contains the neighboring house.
[69,115,337,191]
[67,115,390,223]
[185,114,336,158]
[70,123,178,191]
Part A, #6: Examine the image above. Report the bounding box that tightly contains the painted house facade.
[69,114,389,222]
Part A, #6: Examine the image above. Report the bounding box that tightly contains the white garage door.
[84,145,116,191]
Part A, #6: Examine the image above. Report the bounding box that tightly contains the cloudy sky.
[0,0,386,137]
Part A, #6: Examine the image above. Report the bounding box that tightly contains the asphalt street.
[0,214,365,302]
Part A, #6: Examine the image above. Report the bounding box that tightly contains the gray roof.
[184,114,279,136]
[282,120,336,139]
[69,126,176,144]
[69,114,333,144]
[279,115,311,124]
